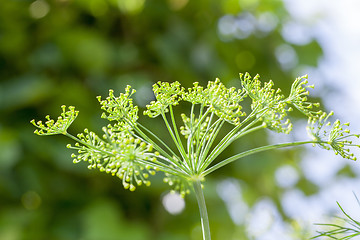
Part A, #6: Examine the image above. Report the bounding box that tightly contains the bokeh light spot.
[282,21,313,45]
[29,0,50,19]
[162,192,185,215]
[218,15,237,38]
[257,12,278,33]
[217,178,248,225]
[21,191,42,210]
[234,13,256,39]
[117,0,145,15]
[168,0,189,11]
[275,44,298,70]
[275,165,299,188]
[218,13,256,41]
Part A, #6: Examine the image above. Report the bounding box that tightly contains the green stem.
[169,106,190,167]
[133,124,191,175]
[203,140,317,176]
[200,122,265,171]
[65,133,112,155]
[161,111,189,166]
[198,119,224,170]
[135,122,177,159]
[193,179,211,240]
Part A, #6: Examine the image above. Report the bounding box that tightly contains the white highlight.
[275,165,299,188]
[217,178,248,225]
[162,192,185,215]
[29,0,50,19]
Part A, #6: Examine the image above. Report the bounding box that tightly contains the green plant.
[312,194,360,239]
[31,73,360,239]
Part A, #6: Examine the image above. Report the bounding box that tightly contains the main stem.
[193,179,211,240]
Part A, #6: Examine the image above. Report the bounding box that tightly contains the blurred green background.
[0,0,331,239]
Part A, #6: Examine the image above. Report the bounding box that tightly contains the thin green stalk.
[169,105,187,156]
[188,105,210,171]
[192,109,211,153]
[198,118,224,171]
[200,121,265,171]
[134,123,191,175]
[123,119,191,175]
[205,103,276,159]
[199,111,260,169]
[161,111,190,167]
[193,179,211,240]
[197,113,219,168]
[137,157,185,176]
[210,107,265,154]
[65,133,112,155]
[193,104,203,161]
[189,104,198,171]
[186,104,196,159]
[135,122,178,159]
[203,140,317,176]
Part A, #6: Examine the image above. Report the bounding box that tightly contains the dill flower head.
[68,127,159,191]
[307,111,360,160]
[31,105,78,135]
[144,81,183,118]
[97,86,139,125]
[31,73,360,196]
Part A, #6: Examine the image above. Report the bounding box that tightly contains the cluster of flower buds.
[144,81,183,118]
[68,127,159,191]
[240,73,293,133]
[182,82,205,104]
[307,111,360,160]
[97,86,139,125]
[202,79,246,125]
[287,75,322,118]
[31,105,78,135]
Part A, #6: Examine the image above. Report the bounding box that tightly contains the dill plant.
[31,73,360,240]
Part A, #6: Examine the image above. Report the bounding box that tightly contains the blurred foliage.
[0,0,327,239]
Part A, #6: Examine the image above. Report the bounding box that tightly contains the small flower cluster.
[97,86,138,125]
[31,105,78,135]
[144,81,183,118]
[240,73,292,133]
[182,82,205,104]
[307,111,360,160]
[145,79,246,125]
[202,79,246,125]
[240,73,324,134]
[183,79,246,124]
[68,127,159,191]
[287,75,322,118]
